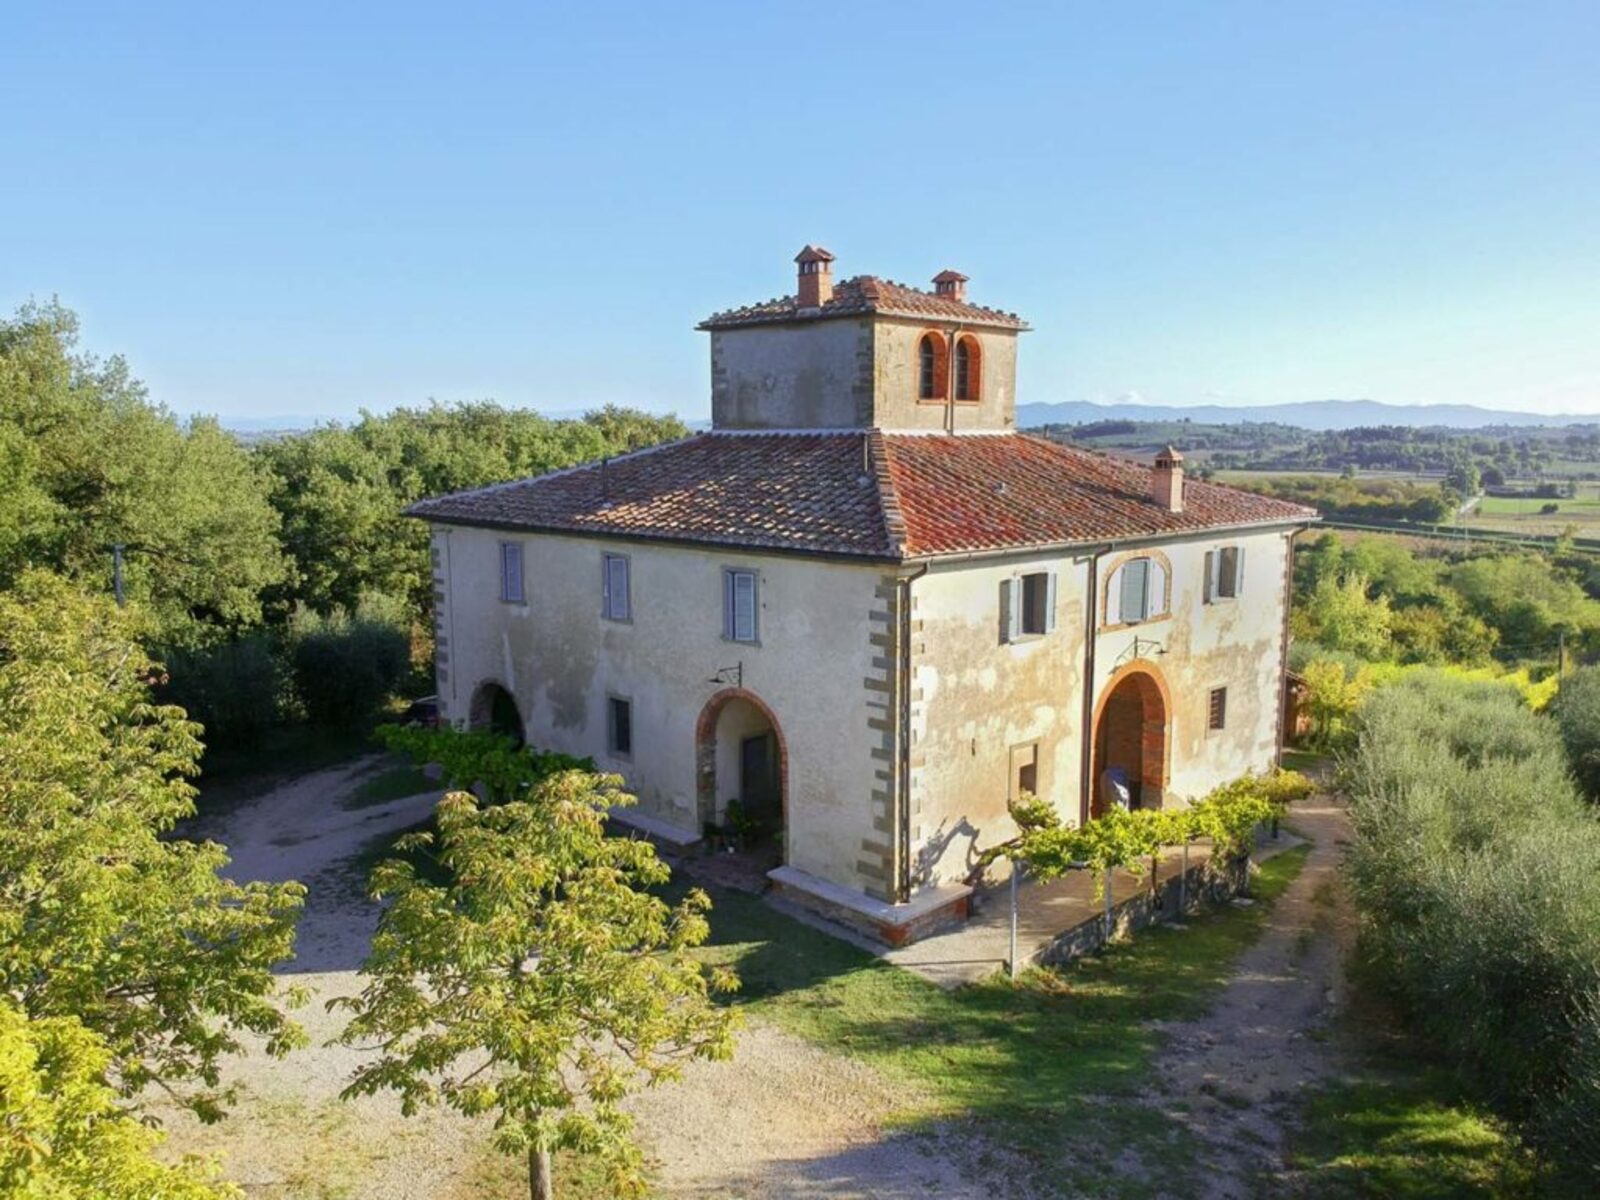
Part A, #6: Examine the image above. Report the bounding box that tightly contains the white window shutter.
[735,572,756,641]
[1105,566,1121,626]
[1149,558,1167,616]
[1045,571,1058,634]
[601,556,612,615]
[999,578,1013,643]
[1203,550,1215,604]
[1234,547,1246,597]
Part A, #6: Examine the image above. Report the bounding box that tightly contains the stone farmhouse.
[409,247,1316,943]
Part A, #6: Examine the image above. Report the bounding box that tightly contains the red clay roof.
[698,276,1029,332]
[408,433,1315,561]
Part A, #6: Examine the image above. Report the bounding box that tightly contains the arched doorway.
[467,681,525,747]
[695,688,787,859]
[1091,666,1169,818]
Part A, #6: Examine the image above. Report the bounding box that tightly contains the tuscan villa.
[409,247,1317,943]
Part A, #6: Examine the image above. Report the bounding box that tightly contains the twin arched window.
[917,332,982,402]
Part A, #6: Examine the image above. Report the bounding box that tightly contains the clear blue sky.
[5,1,1598,422]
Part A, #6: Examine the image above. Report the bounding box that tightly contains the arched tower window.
[955,335,982,402]
[917,333,946,401]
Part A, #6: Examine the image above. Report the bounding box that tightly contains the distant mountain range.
[1016,398,1594,432]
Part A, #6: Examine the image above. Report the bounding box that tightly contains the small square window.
[1208,687,1228,732]
[724,568,758,643]
[499,541,524,604]
[608,696,632,758]
[602,553,630,622]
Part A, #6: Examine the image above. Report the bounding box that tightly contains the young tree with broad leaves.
[0,571,306,1122]
[333,742,738,1200]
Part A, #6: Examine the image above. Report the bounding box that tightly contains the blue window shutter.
[1120,558,1149,622]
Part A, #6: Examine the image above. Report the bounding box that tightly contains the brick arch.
[1098,546,1175,629]
[1088,661,1172,820]
[694,687,789,842]
[916,330,949,403]
[954,334,982,403]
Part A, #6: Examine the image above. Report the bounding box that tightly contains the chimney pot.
[933,269,969,302]
[794,244,835,308]
[1152,445,1185,513]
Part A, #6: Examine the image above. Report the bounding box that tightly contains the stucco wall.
[708,317,1020,432]
[710,321,872,429]
[1091,529,1292,803]
[909,552,1091,889]
[431,525,888,895]
[908,528,1292,891]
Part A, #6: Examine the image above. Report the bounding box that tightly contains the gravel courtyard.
[158,758,980,1199]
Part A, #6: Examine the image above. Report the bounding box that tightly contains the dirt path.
[160,758,978,1199]
[1146,791,1356,1199]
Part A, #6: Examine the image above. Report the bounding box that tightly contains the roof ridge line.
[407,431,706,513]
[865,429,907,558]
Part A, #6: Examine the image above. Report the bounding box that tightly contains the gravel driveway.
[157,757,980,1198]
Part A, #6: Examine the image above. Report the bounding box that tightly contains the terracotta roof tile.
[698,276,1029,332]
[883,434,1316,555]
[407,433,1315,560]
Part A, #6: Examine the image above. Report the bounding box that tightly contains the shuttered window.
[499,541,524,604]
[602,553,630,621]
[1000,571,1057,642]
[724,568,758,643]
[1106,556,1168,625]
[1208,686,1228,731]
[1204,545,1245,604]
[1119,558,1150,622]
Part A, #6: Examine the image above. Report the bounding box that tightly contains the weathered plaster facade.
[418,247,1310,942]
[432,525,897,898]
[905,527,1294,889]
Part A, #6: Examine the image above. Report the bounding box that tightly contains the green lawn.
[343,761,437,810]
[685,845,1311,1197]
[1476,495,1600,516]
[1288,1071,1537,1198]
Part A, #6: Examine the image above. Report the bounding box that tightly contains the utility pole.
[112,543,125,607]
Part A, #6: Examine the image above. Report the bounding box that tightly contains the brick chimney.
[932,269,968,302]
[795,245,835,308]
[1152,445,1185,513]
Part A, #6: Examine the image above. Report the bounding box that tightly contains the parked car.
[402,694,440,727]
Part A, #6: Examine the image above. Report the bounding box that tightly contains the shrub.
[288,593,410,729]
[158,633,285,747]
[1344,672,1600,1179]
[1555,665,1600,801]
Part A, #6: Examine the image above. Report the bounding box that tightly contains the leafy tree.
[0,571,305,1120]
[258,402,689,623]
[287,593,412,727]
[333,761,738,1200]
[1555,665,1600,801]
[1301,657,1377,750]
[1294,572,1394,661]
[0,1002,234,1199]
[0,302,288,637]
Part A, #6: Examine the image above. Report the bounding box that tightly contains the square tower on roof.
[699,246,1029,433]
